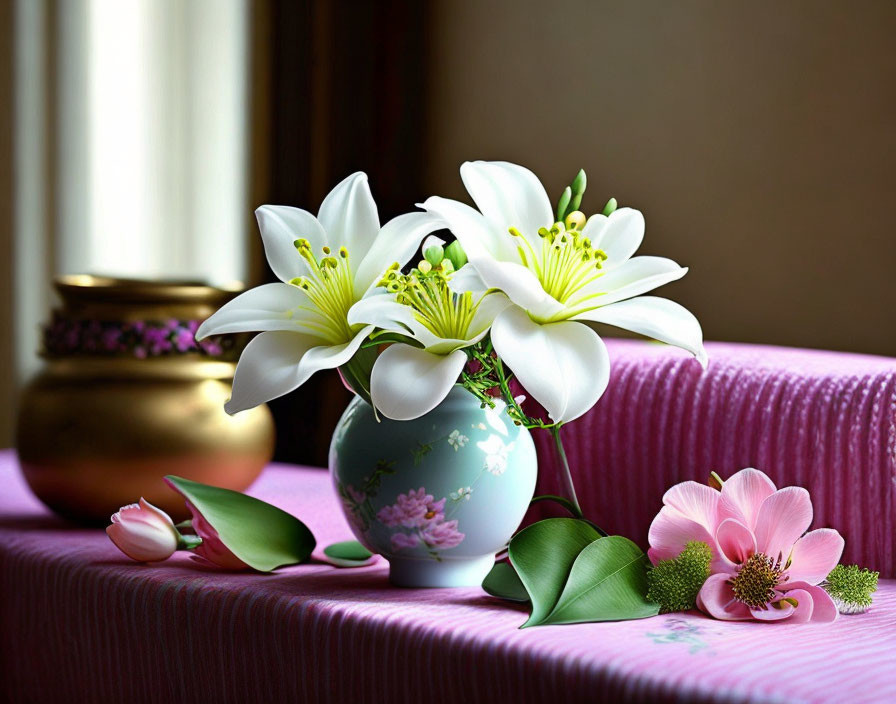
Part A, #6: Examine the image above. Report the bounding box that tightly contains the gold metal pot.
[16,276,275,524]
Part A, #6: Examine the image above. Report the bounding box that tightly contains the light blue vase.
[328,385,537,587]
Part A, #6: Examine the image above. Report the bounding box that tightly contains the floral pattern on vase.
[329,385,538,587]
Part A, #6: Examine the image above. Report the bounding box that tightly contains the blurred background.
[1,0,895,464]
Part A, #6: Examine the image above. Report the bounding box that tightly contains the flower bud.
[424,243,444,267]
[106,498,180,562]
[445,240,468,269]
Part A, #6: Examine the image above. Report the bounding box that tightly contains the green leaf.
[509,518,602,626]
[540,536,659,625]
[482,561,530,603]
[165,475,315,572]
[322,540,377,568]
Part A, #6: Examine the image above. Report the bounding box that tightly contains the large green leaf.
[541,536,659,625]
[165,475,315,572]
[482,561,530,603]
[508,518,602,627]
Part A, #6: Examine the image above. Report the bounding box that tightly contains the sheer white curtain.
[14,0,249,382]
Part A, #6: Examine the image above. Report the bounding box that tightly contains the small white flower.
[473,422,487,430]
[449,487,473,501]
[478,435,515,476]
[447,429,469,450]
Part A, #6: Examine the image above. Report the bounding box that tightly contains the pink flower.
[184,498,249,570]
[106,498,180,562]
[390,532,420,551]
[420,519,465,550]
[377,488,445,528]
[162,478,249,570]
[648,468,844,623]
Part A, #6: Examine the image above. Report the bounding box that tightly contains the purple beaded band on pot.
[42,314,238,359]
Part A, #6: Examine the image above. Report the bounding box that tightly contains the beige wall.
[425,0,896,356]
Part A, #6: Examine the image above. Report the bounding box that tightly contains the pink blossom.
[346,485,366,504]
[390,532,420,551]
[106,498,179,562]
[649,468,843,623]
[420,519,465,550]
[184,499,250,570]
[377,488,445,528]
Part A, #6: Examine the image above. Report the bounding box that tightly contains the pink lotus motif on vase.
[378,487,465,556]
[649,468,844,623]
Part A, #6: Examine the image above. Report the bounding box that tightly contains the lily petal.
[460,160,552,254]
[568,256,688,311]
[572,296,707,367]
[348,294,443,349]
[354,211,444,295]
[786,529,844,585]
[418,196,513,261]
[447,264,489,296]
[753,486,813,560]
[582,207,645,267]
[472,257,565,322]
[468,292,512,337]
[490,306,609,423]
[196,283,316,339]
[370,345,467,420]
[255,205,328,282]
[226,327,371,414]
[318,172,379,263]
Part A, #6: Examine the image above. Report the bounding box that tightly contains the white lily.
[347,245,510,421]
[197,172,441,414]
[420,160,706,424]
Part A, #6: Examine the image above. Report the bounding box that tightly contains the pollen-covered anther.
[728,553,785,610]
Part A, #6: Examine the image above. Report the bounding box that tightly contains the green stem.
[550,425,581,518]
[177,534,202,550]
[529,494,583,518]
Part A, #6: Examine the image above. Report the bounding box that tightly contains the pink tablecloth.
[1,449,894,704]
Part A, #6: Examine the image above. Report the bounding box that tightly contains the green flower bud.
[823,564,879,614]
[602,197,618,216]
[646,541,712,613]
[571,168,587,195]
[445,240,468,269]
[555,186,572,222]
[424,243,444,267]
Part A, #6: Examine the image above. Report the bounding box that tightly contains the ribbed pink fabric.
[2,450,895,703]
[532,340,896,577]
[3,340,896,702]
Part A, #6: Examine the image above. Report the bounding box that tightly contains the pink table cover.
[3,340,896,702]
[2,451,895,703]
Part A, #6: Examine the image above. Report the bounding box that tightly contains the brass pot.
[16,276,275,524]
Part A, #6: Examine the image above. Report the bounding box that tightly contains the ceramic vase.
[329,386,537,587]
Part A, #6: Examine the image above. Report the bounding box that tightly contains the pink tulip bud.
[106,498,180,562]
